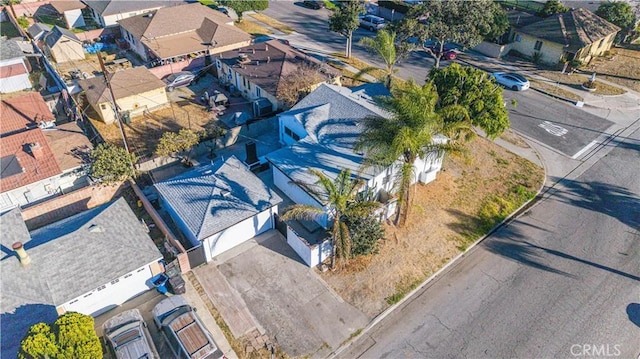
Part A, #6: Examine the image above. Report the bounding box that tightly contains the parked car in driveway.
[359,14,386,31]
[303,0,324,9]
[492,72,530,91]
[103,309,160,359]
[163,71,195,92]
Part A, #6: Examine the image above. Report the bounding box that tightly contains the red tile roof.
[1,92,55,135]
[0,63,27,79]
[0,128,62,193]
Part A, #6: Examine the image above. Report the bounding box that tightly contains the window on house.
[97,285,106,291]
[598,39,604,48]
[534,40,543,51]
[243,77,247,88]
[100,104,107,110]
[284,127,300,141]
[110,279,119,285]
[256,87,261,97]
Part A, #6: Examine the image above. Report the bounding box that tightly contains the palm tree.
[281,169,378,269]
[358,30,399,89]
[356,80,468,226]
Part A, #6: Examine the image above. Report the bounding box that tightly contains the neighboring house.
[0,198,164,358]
[215,39,342,113]
[82,0,173,27]
[510,8,620,65]
[0,92,91,212]
[27,23,52,41]
[0,38,31,93]
[78,66,169,124]
[266,83,446,229]
[44,25,85,63]
[155,156,282,263]
[50,0,86,28]
[118,3,251,64]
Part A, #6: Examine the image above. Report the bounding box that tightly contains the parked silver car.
[359,14,386,32]
[163,71,196,92]
[103,309,160,359]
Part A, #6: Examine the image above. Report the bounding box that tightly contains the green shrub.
[17,16,29,29]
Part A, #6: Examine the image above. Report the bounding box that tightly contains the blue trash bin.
[151,273,169,294]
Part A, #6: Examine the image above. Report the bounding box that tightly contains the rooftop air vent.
[88,224,104,233]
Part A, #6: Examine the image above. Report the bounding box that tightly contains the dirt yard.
[87,100,218,158]
[533,70,626,96]
[321,135,544,317]
[583,47,640,92]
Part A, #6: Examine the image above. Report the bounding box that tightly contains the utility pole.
[96,51,132,154]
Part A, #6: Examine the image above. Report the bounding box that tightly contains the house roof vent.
[220,190,230,197]
[88,224,104,233]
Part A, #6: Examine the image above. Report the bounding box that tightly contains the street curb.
[529,86,579,106]
[328,138,548,359]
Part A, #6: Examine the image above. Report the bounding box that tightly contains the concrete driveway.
[193,230,369,358]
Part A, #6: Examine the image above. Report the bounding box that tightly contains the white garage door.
[63,265,153,317]
[206,208,275,261]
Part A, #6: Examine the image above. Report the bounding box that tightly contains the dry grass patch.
[330,54,406,87]
[247,13,294,34]
[85,98,218,157]
[529,79,585,102]
[321,136,544,317]
[499,129,531,148]
[583,48,640,92]
[534,70,626,96]
[235,19,272,36]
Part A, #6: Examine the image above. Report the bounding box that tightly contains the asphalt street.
[503,90,615,158]
[339,127,640,358]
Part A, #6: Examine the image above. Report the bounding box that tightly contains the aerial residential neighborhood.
[0,0,638,358]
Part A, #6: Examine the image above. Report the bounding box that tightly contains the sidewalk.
[457,51,640,110]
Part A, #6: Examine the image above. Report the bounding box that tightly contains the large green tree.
[329,0,365,58]
[281,169,378,269]
[429,63,510,139]
[397,0,507,68]
[220,0,268,20]
[356,81,463,226]
[596,1,637,42]
[155,129,200,161]
[537,0,568,17]
[89,143,137,185]
[358,30,399,89]
[19,312,102,359]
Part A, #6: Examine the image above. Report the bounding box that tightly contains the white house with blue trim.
[155,156,282,262]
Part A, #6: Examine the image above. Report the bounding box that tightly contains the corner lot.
[194,230,370,358]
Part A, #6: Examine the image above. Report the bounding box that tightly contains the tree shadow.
[0,303,58,358]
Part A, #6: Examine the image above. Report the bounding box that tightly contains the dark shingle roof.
[27,23,52,40]
[0,38,25,61]
[155,156,282,241]
[518,8,620,50]
[44,25,81,48]
[218,40,340,97]
[78,66,166,105]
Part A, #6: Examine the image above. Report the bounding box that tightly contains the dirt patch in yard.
[582,48,640,93]
[321,136,544,317]
[247,13,294,34]
[529,79,585,102]
[533,70,626,96]
[85,96,219,158]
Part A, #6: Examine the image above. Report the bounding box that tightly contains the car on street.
[359,14,386,32]
[303,0,324,9]
[163,71,195,92]
[103,309,160,359]
[492,72,530,91]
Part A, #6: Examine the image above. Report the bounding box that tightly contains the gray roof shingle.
[82,0,173,16]
[0,38,25,61]
[155,156,282,241]
[1,197,161,310]
[44,25,81,49]
[78,66,166,105]
[267,84,391,203]
[27,23,52,41]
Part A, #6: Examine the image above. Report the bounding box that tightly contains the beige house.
[118,3,252,65]
[510,8,620,65]
[43,26,84,63]
[216,40,341,112]
[79,67,169,124]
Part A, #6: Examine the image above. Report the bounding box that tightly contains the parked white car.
[359,15,386,32]
[492,72,530,91]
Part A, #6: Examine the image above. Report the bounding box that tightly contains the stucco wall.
[576,33,616,63]
[511,32,565,65]
[0,57,31,92]
[203,206,276,261]
[272,165,328,228]
[94,87,169,123]
[473,41,513,58]
[49,40,85,63]
[102,7,164,27]
[63,8,85,28]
